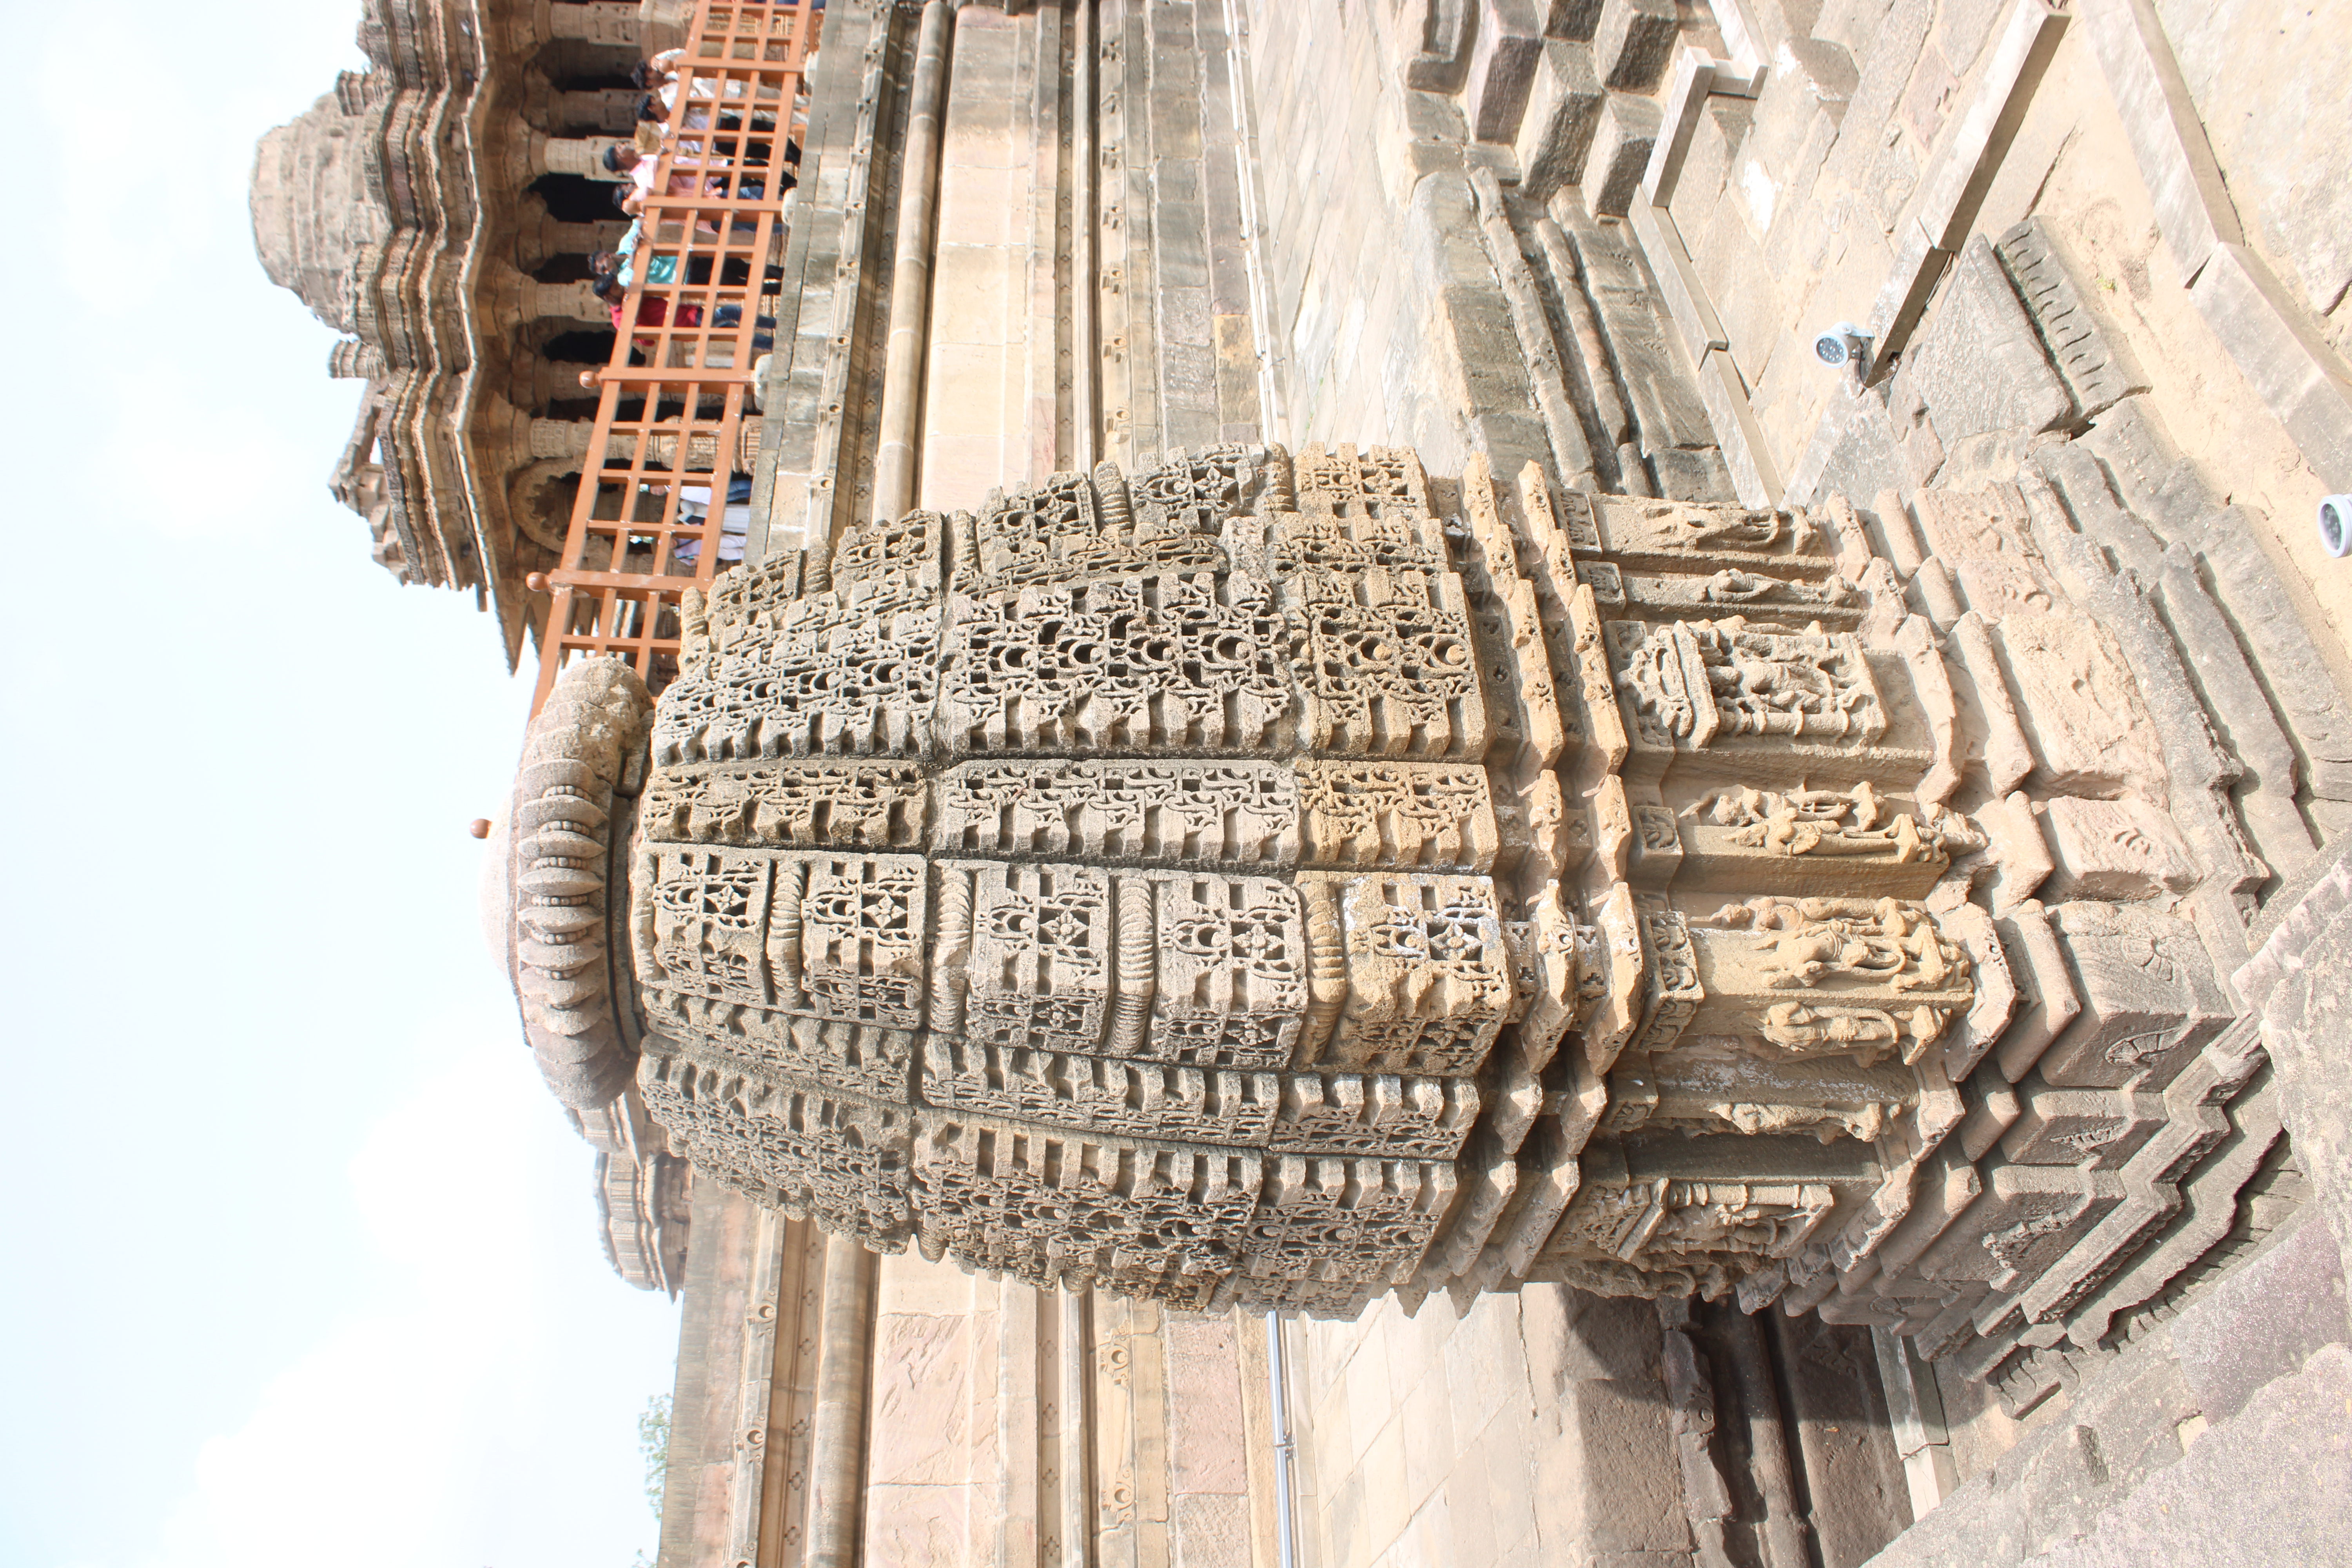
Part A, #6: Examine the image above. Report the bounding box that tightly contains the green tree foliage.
[638,1392,674,1521]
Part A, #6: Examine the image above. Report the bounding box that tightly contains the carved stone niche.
[1528,1133,1870,1301]
[1666,780,1971,898]
[1662,896,1980,1068]
[1564,495,1838,575]
[1579,560,1867,633]
[1604,617,1937,791]
[2033,900,2233,1089]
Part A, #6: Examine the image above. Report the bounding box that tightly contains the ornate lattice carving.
[913,1116,1261,1307]
[1152,876,1312,1068]
[654,590,941,763]
[1269,1074,1481,1158]
[1236,1155,1457,1314]
[1294,760,1498,870]
[935,759,1298,866]
[640,761,927,849]
[638,1047,914,1249]
[1299,873,1516,1073]
[920,1036,1279,1147]
[938,574,1293,754]
[1132,443,1287,536]
[958,473,1227,592]
[1292,443,1427,515]
[1285,566,1486,757]
[646,993,915,1102]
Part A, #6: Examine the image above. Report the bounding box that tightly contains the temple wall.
[445,3,2352,1565]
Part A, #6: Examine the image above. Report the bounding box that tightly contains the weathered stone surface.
[1591,0,1679,92]
[1514,40,1602,200]
[2037,797,2198,904]
[1994,218,2149,423]
[1893,238,2075,445]
[1579,92,1662,216]
[2036,901,2233,1090]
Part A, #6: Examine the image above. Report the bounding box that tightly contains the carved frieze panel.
[1151,875,1312,1069]
[1283,566,1486,758]
[1586,565,1866,631]
[1583,497,1835,576]
[1297,873,1517,1074]
[635,845,776,1008]
[948,860,1120,1053]
[912,1115,1261,1307]
[1236,1155,1457,1314]
[1607,620,1886,753]
[957,472,1228,592]
[1294,760,1497,870]
[1268,1073,1481,1158]
[1265,507,1448,578]
[655,591,942,764]
[1291,443,1428,516]
[1132,443,1290,536]
[919,1036,1280,1147]
[1682,897,1978,1066]
[640,760,928,849]
[935,758,1298,866]
[638,1047,915,1249]
[644,995,915,1102]
[1670,782,1964,898]
[937,574,1293,755]
[793,855,929,1027]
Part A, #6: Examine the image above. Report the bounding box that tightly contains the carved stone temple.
[263,0,2352,1563]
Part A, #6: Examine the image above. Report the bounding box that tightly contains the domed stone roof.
[249,88,390,334]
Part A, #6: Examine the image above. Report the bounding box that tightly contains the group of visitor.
[566,21,819,569]
[582,41,810,354]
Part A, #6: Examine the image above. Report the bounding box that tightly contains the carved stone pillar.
[528,416,597,463]
[514,353,602,411]
[515,207,617,270]
[543,0,641,46]
[511,128,631,184]
[521,68,643,134]
[486,263,609,332]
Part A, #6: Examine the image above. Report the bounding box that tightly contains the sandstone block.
[1580,91,1662,216]
[1513,40,1602,200]
[1466,0,1547,143]
[1895,237,2076,444]
[1989,610,2167,802]
[1592,0,1680,92]
[2038,796,2199,903]
[2038,901,2233,1090]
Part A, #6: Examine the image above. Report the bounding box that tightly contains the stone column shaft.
[871,0,957,524]
[806,1236,877,1568]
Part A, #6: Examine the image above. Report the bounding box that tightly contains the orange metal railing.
[531,0,818,713]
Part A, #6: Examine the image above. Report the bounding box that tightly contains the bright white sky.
[0,3,683,1565]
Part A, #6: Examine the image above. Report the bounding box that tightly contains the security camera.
[2321,495,2352,559]
[1813,322,1871,376]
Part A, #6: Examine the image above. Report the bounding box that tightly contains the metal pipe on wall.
[870,0,958,524]
[1071,0,1098,470]
[806,1236,880,1568]
[1266,1312,1298,1568]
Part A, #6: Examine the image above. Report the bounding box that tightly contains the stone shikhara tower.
[267,0,2352,1559]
